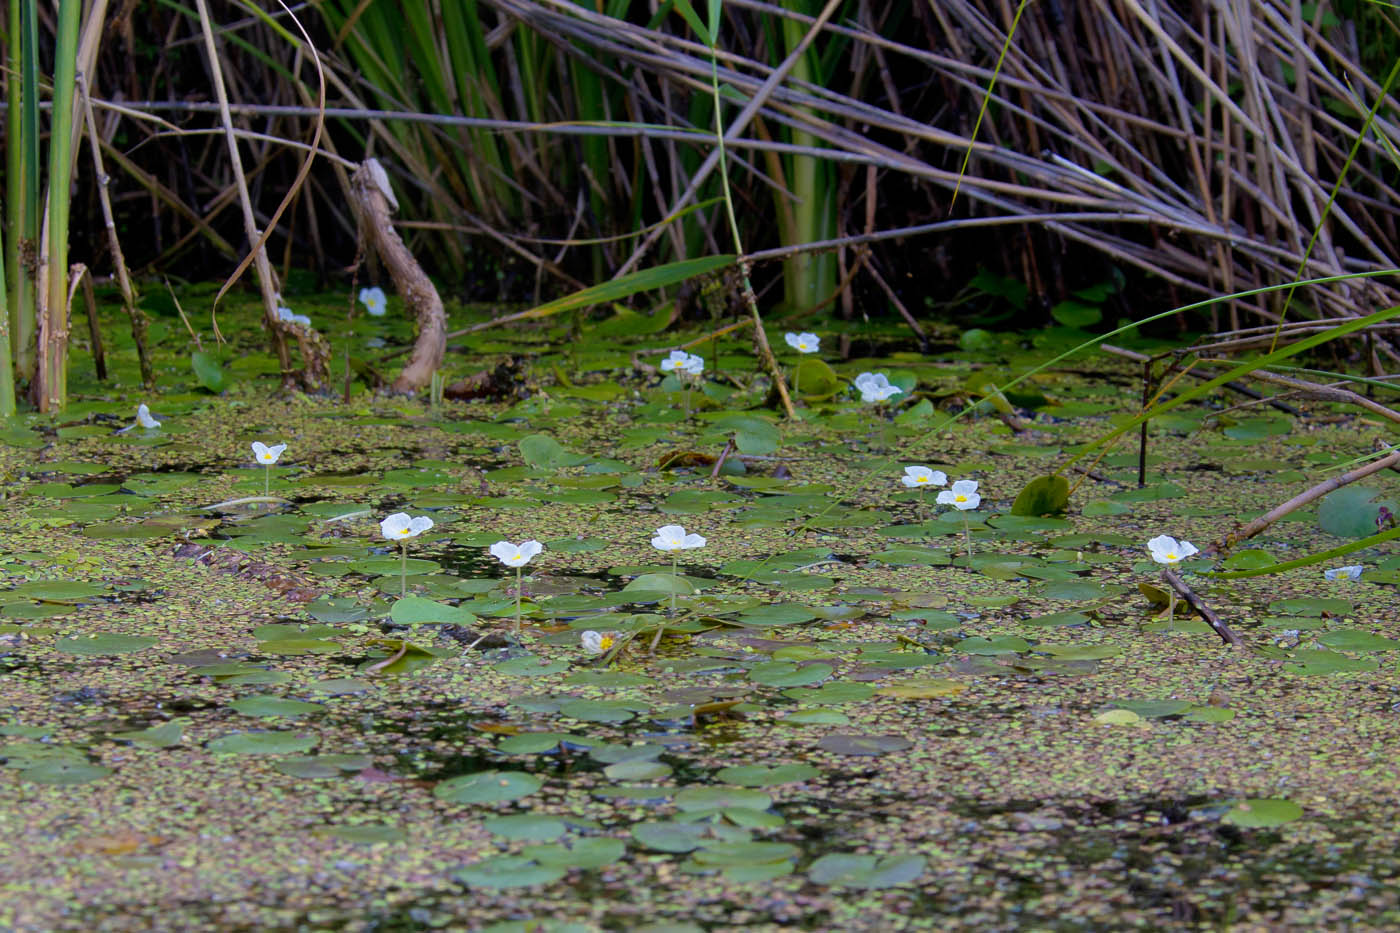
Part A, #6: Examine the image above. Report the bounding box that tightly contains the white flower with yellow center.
[785,332,820,354]
[359,286,387,317]
[581,630,617,655]
[490,540,543,567]
[1147,535,1197,565]
[901,466,947,488]
[379,513,434,540]
[937,479,980,511]
[251,441,287,464]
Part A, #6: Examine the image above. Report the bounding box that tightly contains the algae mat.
[1,365,1399,931]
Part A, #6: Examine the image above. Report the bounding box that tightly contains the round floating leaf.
[781,709,851,725]
[558,700,637,724]
[519,434,589,470]
[1039,644,1123,661]
[111,721,183,748]
[622,573,695,597]
[1284,649,1379,676]
[604,759,672,781]
[434,770,542,804]
[389,597,477,625]
[1110,700,1191,719]
[483,813,567,841]
[1221,798,1302,828]
[1022,610,1090,628]
[19,761,112,785]
[190,350,228,392]
[1221,549,1276,571]
[9,581,107,601]
[1011,474,1070,517]
[691,841,798,868]
[54,634,157,656]
[715,764,819,786]
[1267,597,1353,617]
[782,682,874,704]
[498,733,572,755]
[631,820,707,853]
[207,731,317,755]
[495,656,570,677]
[523,837,626,869]
[455,855,566,889]
[674,786,773,812]
[955,636,1029,656]
[1317,630,1400,651]
[817,734,912,756]
[870,547,951,567]
[346,557,440,577]
[1318,486,1395,539]
[230,695,323,719]
[748,661,833,688]
[808,853,927,889]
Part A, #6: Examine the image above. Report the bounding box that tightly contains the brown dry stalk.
[351,161,446,394]
[1162,569,1243,647]
[1210,448,1400,554]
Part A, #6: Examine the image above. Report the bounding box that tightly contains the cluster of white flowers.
[274,305,311,327]
[359,286,387,317]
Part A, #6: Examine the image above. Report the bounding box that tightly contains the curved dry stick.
[351,161,446,393]
[1162,569,1243,648]
[1209,448,1400,554]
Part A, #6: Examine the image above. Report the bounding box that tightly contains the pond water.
[0,299,1398,929]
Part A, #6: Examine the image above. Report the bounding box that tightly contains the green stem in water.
[962,515,973,560]
[670,553,679,614]
[793,363,801,403]
[264,464,270,496]
[399,543,407,597]
[514,565,523,635]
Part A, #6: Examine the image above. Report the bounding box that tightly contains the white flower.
[660,350,704,376]
[785,332,820,353]
[380,512,434,540]
[274,305,310,326]
[1147,535,1198,565]
[651,524,706,551]
[359,286,387,317]
[490,540,543,567]
[581,630,617,655]
[854,372,902,403]
[901,466,946,488]
[936,479,980,510]
[252,441,287,464]
[660,350,691,372]
[135,403,161,430]
[1324,565,1364,581]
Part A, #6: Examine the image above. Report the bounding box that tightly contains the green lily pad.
[748,661,833,687]
[522,837,626,869]
[483,814,568,841]
[714,764,819,786]
[207,731,318,755]
[1221,798,1303,828]
[434,770,543,804]
[54,634,158,656]
[389,597,478,625]
[808,853,927,889]
[229,695,324,719]
[18,761,113,785]
[1317,630,1400,651]
[454,855,566,889]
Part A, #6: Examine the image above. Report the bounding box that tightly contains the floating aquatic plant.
[251,442,287,495]
[661,350,704,416]
[651,524,705,620]
[491,540,543,635]
[581,630,617,656]
[938,479,980,558]
[901,465,946,518]
[854,372,901,404]
[1324,565,1364,580]
[135,403,160,430]
[359,286,387,317]
[785,332,819,398]
[381,512,434,597]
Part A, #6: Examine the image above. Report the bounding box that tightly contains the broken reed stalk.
[1209,448,1400,554]
[350,160,447,393]
[74,264,103,381]
[1162,569,1243,648]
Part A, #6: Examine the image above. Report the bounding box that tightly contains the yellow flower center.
[598,635,614,651]
[1166,552,1177,561]
[916,477,927,484]
[513,552,522,561]
[955,494,967,502]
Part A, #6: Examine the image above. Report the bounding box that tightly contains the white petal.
[380,513,411,538]
[682,533,706,549]
[407,516,434,536]
[518,540,544,561]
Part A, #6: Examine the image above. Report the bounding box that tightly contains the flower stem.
[962,515,973,560]
[263,464,270,496]
[670,553,679,614]
[793,364,801,403]
[399,543,407,597]
[514,565,523,635]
